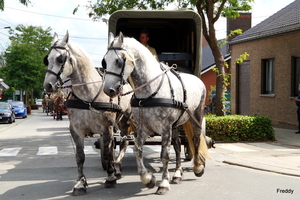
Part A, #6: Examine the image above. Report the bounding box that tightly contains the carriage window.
[292,56,300,96]
[261,59,275,94]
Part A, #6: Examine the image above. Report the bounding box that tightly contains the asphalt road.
[0,109,299,200]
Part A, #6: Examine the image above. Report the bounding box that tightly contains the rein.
[58,80,103,89]
[120,64,174,96]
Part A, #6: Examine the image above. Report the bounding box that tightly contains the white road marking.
[5,143,296,157]
[37,146,58,155]
[84,146,98,154]
[0,148,22,157]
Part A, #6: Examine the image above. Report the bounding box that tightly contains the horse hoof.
[115,173,122,180]
[104,179,117,188]
[194,168,205,177]
[72,177,87,196]
[171,176,182,184]
[72,187,86,196]
[155,186,169,195]
[145,174,156,189]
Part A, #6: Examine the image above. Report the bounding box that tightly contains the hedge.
[205,115,275,142]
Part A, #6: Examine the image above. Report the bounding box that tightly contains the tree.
[1,25,52,104]
[0,0,31,11]
[80,0,253,116]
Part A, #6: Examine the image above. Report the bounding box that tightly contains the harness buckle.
[138,100,143,107]
[182,102,188,110]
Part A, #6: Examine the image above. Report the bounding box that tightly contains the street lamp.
[0,26,10,29]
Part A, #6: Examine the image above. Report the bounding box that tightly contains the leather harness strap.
[66,99,123,113]
[131,97,188,109]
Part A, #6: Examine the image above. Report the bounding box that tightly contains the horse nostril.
[45,83,53,92]
[109,88,116,96]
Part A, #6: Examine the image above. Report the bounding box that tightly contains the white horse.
[102,32,211,195]
[43,31,133,195]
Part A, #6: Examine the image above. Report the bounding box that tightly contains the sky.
[0,0,296,67]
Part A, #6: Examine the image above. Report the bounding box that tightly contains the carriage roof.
[108,10,202,77]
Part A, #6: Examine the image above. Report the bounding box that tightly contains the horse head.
[43,31,74,93]
[102,32,135,98]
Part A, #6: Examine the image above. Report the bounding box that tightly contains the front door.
[237,61,250,115]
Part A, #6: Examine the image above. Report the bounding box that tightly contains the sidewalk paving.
[209,128,300,177]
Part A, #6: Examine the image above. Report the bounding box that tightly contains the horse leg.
[190,107,210,177]
[59,108,63,120]
[156,125,172,195]
[113,116,131,179]
[170,127,183,184]
[103,126,118,188]
[70,127,88,195]
[134,129,156,190]
[114,139,128,179]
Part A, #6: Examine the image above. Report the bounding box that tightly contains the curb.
[223,160,300,178]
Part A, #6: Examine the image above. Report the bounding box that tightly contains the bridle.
[102,45,128,87]
[44,44,73,86]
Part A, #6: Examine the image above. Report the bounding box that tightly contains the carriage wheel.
[99,136,108,170]
[184,143,193,161]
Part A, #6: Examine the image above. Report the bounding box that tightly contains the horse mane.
[67,40,95,69]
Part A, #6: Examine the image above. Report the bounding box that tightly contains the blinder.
[101,58,106,69]
[43,55,49,66]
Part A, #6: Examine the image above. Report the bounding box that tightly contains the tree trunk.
[211,45,226,116]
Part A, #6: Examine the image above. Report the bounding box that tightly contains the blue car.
[9,101,27,118]
[0,102,15,123]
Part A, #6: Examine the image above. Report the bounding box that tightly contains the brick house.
[229,0,300,129]
[201,13,251,106]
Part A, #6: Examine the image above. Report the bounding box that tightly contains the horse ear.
[61,31,69,45]
[118,32,124,43]
[51,32,59,46]
[108,32,114,47]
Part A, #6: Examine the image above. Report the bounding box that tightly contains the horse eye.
[116,58,124,68]
[57,55,64,64]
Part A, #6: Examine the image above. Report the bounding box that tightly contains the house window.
[261,59,275,94]
[292,57,300,97]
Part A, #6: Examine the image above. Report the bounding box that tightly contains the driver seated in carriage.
[139,28,159,62]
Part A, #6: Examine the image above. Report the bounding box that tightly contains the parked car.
[35,99,43,106]
[0,102,15,123]
[9,101,27,118]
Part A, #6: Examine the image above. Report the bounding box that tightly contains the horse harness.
[104,46,203,129]
[44,43,125,123]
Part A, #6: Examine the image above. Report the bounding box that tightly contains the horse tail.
[182,121,211,160]
[129,122,136,134]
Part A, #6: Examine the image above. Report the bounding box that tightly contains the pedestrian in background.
[293,84,300,134]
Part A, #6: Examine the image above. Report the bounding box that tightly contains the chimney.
[227,13,252,42]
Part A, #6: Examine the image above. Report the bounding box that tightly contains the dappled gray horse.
[102,32,210,195]
[43,31,133,195]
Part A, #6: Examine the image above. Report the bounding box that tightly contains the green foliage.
[0,0,31,11]
[0,25,52,103]
[236,52,249,63]
[78,0,254,22]
[206,115,275,142]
